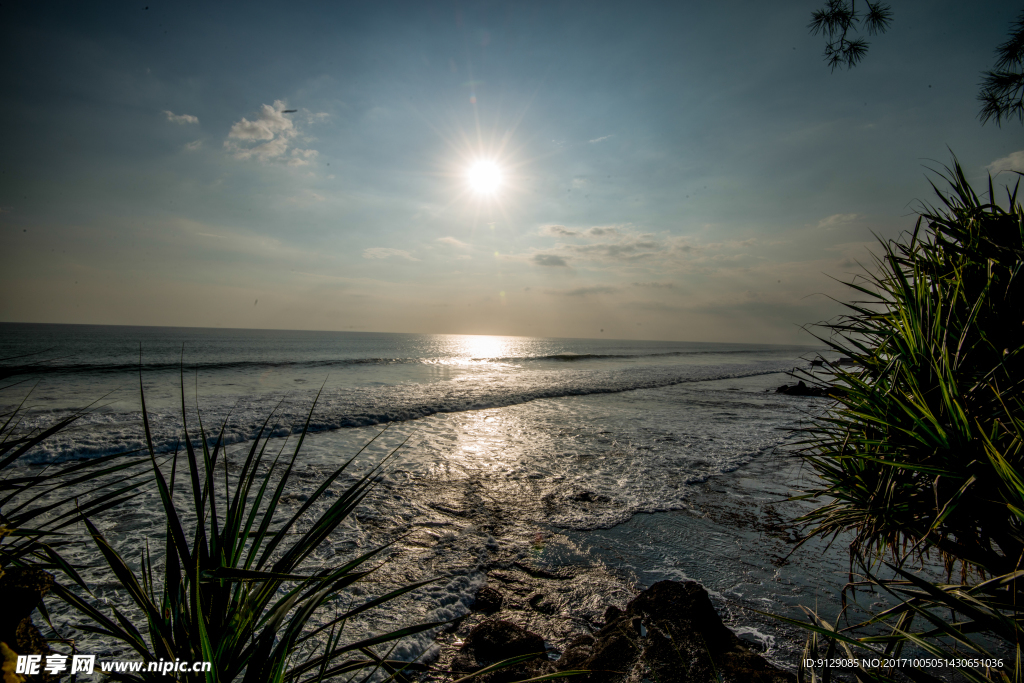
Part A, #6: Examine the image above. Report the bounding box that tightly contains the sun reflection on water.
[429,334,529,366]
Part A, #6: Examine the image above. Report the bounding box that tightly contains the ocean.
[1,322,855,674]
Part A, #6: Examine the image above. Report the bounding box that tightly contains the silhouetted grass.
[50,364,453,682]
[0,358,150,590]
[783,159,1024,681]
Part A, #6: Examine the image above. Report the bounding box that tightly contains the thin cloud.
[184,140,203,151]
[540,225,580,237]
[561,286,618,296]
[987,150,1024,174]
[438,236,470,248]
[286,190,325,204]
[588,135,613,144]
[303,109,330,125]
[817,213,859,230]
[626,300,683,312]
[363,247,419,261]
[288,148,318,166]
[563,232,661,262]
[632,281,675,289]
[533,254,568,267]
[164,110,199,124]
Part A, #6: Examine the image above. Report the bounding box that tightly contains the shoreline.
[9,367,857,676]
[421,443,855,677]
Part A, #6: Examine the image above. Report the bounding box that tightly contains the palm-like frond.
[785,158,1024,681]
[0,358,150,590]
[978,10,1024,126]
[61,369,443,682]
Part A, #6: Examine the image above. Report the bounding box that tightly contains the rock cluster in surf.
[448,579,795,683]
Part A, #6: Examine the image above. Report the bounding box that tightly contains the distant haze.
[1,0,1021,343]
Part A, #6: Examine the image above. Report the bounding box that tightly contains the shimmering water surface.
[2,323,853,675]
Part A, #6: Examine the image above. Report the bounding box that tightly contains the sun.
[467,160,502,195]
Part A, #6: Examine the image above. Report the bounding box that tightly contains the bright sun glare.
[467,160,502,195]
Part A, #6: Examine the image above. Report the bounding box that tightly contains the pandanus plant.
[57,368,442,682]
[782,159,1024,682]
[0,356,149,577]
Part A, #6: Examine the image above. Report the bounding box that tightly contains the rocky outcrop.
[450,620,547,683]
[774,380,842,398]
[451,579,794,683]
[471,585,504,614]
[553,580,794,683]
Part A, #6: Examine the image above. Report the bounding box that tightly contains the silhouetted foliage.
[979,9,1024,126]
[782,159,1024,681]
[810,3,1024,126]
[808,0,893,71]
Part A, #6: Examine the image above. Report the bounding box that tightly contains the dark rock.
[775,381,842,398]
[451,620,547,682]
[571,491,611,503]
[511,562,573,580]
[1,568,54,621]
[473,585,504,614]
[528,592,559,615]
[0,567,57,682]
[553,580,794,683]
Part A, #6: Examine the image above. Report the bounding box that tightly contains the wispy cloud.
[588,135,612,144]
[519,228,760,274]
[184,140,203,151]
[559,286,618,296]
[363,247,419,261]
[632,281,675,289]
[288,148,318,166]
[987,150,1024,174]
[164,110,198,124]
[540,224,580,237]
[817,213,859,230]
[437,236,470,248]
[303,110,330,125]
[287,190,325,204]
[224,100,324,164]
[560,231,663,262]
[533,254,568,267]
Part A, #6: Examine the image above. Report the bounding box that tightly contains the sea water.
[1,323,851,674]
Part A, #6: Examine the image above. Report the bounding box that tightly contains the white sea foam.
[1,326,829,672]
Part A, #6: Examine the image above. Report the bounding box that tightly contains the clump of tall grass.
[54,368,446,682]
[786,159,1024,681]
[0,359,149,586]
[1,357,545,683]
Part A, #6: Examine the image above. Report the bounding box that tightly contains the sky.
[1,0,1022,344]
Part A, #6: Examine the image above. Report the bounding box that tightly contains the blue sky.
[2,0,1021,343]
